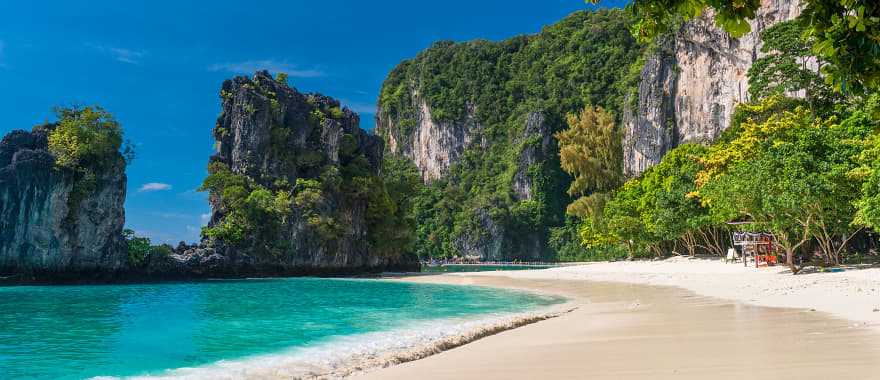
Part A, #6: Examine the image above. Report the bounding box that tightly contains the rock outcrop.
[0,126,128,280]
[379,95,481,182]
[623,0,802,175]
[145,71,417,277]
[375,9,641,261]
[378,99,555,261]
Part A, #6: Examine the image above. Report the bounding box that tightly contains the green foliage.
[697,98,871,268]
[199,162,292,251]
[46,106,131,223]
[555,106,623,218]
[849,94,880,229]
[591,0,880,93]
[123,229,172,266]
[802,0,880,93]
[275,72,289,85]
[364,156,422,257]
[580,90,877,266]
[329,107,345,119]
[48,106,124,171]
[748,20,839,114]
[377,9,642,259]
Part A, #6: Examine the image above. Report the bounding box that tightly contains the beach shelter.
[731,232,779,268]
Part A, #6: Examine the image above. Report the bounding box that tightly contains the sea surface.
[421,264,559,273]
[0,277,561,379]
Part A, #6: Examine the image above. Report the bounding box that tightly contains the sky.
[0,0,627,244]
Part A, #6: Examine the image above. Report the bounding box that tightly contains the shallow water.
[0,277,560,379]
[421,264,557,273]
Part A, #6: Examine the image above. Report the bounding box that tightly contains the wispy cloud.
[138,182,172,192]
[207,60,324,77]
[342,100,377,115]
[87,43,146,64]
[147,211,193,220]
[200,213,211,225]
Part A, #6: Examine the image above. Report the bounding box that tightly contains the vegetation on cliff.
[377,9,643,259]
[0,106,131,278]
[595,0,880,93]
[569,16,880,269]
[201,72,415,265]
[46,106,133,223]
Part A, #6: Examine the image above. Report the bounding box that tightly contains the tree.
[708,148,822,273]
[637,144,714,256]
[697,104,868,272]
[46,106,132,223]
[586,0,880,92]
[849,94,880,231]
[592,179,655,259]
[555,105,623,218]
[747,20,838,113]
[123,229,173,266]
[366,156,423,257]
[48,106,124,171]
[123,229,152,266]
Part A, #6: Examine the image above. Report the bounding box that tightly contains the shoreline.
[359,262,880,379]
[117,305,573,380]
[488,256,880,329]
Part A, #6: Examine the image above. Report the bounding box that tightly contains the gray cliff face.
[512,112,553,202]
[149,71,413,276]
[378,99,552,261]
[0,127,127,277]
[215,73,381,186]
[378,94,481,182]
[623,0,802,175]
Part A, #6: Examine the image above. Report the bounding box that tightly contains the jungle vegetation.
[377,9,644,259]
[566,19,880,271]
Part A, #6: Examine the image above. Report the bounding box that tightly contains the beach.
[358,258,880,379]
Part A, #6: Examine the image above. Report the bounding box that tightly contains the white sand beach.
[500,257,880,329]
[357,258,880,379]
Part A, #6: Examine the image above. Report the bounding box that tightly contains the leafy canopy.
[587,0,880,93]
[48,106,127,171]
[555,105,623,218]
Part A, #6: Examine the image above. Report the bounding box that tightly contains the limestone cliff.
[623,0,802,175]
[378,95,481,182]
[375,10,640,261]
[0,126,128,280]
[148,71,416,277]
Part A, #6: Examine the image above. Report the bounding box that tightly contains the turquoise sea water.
[0,278,561,379]
[421,264,558,273]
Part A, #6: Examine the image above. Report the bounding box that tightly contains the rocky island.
[144,71,418,277]
[0,109,129,282]
[0,72,417,283]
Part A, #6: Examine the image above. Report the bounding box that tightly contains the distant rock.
[146,71,417,277]
[0,125,127,281]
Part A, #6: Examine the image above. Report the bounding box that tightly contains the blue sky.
[0,0,626,244]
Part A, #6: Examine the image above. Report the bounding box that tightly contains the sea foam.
[96,303,572,380]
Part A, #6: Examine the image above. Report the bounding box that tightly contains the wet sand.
[357,274,880,380]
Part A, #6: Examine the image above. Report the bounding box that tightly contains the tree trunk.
[785,247,800,275]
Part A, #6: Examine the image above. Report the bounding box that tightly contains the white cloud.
[109,48,144,64]
[200,213,211,225]
[207,60,324,77]
[138,182,172,192]
[87,43,145,64]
